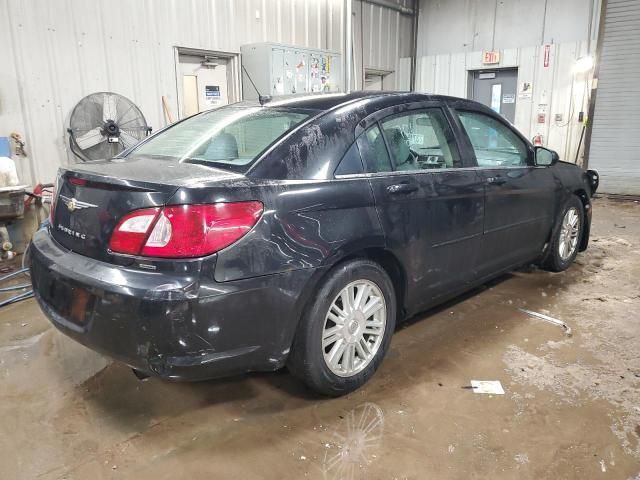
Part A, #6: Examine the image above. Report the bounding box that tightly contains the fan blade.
[114,103,135,124]
[103,94,118,122]
[119,131,142,150]
[75,128,105,150]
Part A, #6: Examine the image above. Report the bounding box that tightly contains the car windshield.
[126,106,315,172]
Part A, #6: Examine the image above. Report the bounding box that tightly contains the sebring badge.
[57,224,87,240]
[59,195,98,212]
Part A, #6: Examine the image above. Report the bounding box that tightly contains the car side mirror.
[534,146,559,166]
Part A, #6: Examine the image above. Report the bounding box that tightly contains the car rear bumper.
[29,228,317,381]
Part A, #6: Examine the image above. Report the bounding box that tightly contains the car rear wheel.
[542,195,584,272]
[288,259,396,396]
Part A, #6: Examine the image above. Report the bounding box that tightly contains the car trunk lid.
[51,156,244,262]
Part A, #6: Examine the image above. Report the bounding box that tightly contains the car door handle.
[386,183,419,195]
[486,176,507,186]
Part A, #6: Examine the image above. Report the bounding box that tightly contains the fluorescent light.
[574,55,594,73]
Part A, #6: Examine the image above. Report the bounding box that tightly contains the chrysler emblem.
[59,195,98,212]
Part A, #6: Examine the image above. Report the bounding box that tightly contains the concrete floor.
[1,198,639,480]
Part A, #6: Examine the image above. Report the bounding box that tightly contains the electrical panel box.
[240,43,342,100]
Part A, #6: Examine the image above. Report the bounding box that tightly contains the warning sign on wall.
[205,85,221,107]
[543,45,551,68]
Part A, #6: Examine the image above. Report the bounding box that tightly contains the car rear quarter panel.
[168,178,384,283]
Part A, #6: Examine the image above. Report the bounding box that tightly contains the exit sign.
[482,51,500,65]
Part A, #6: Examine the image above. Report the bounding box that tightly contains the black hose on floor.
[0,290,34,308]
[0,268,29,283]
[0,283,31,292]
[0,241,33,308]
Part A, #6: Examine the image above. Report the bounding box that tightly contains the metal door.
[470,69,518,123]
[283,50,308,94]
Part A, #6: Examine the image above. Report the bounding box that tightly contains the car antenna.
[241,64,271,106]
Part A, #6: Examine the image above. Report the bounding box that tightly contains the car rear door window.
[357,124,393,173]
[456,111,529,167]
[380,109,462,170]
[334,142,365,176]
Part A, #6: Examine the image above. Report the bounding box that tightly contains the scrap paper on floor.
[470,380,505,395]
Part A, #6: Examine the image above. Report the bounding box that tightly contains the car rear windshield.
[126,106,315,172]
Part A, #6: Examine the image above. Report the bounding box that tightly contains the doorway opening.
[468,68,518,123]
[174,48,240,120]
[364,68,392,91]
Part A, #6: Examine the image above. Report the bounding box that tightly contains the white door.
[182,75,199,117]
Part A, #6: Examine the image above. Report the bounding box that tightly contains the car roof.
[235,91,473,112]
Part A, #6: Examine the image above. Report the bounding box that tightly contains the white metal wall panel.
[417,0,600,56]
[0,0,414,186]
[588,0,640,195]
[415,42,593,164]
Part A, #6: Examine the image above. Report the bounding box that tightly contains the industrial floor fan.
[67,92,151,161]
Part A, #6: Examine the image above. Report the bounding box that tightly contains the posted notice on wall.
[491,84,502,113]
[205,85,221,107]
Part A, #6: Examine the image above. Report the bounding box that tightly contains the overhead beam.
[362,0,415,16]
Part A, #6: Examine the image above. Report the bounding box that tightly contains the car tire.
[542,195,584,272]
[287,259,396,397]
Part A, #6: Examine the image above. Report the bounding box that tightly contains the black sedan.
[30,92,599,396]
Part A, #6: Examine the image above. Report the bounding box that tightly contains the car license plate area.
[39,272,95,326]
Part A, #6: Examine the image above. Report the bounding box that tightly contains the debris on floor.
[518,308,573,337]
[469,380,505,395]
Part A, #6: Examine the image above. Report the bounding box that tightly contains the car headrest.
[385,127,410,164]
[204,131,238,160]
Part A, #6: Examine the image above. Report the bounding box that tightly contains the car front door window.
[456,111,529,167]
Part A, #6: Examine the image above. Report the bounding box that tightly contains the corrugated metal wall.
[415,42,594,164]
[0,0,413,186]
[352,0,414,90]
[587,0,640,195]
[417,0,600,56]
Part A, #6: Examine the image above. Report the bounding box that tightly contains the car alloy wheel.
[558,207,580,260]
[322,280,387,377]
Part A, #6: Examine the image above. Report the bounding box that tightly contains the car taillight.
[109,202,263,258]
[49,177,59,224]
[110,208,161,255]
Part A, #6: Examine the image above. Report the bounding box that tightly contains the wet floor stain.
[1,198,640,479]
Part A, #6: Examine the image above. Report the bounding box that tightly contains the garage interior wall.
[0,0,414,186]
[415,0,601,164]
[415,42,594,164]
[351,0,414,91]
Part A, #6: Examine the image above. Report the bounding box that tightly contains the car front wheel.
[542,195,584,272]
[288,259,396,396]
